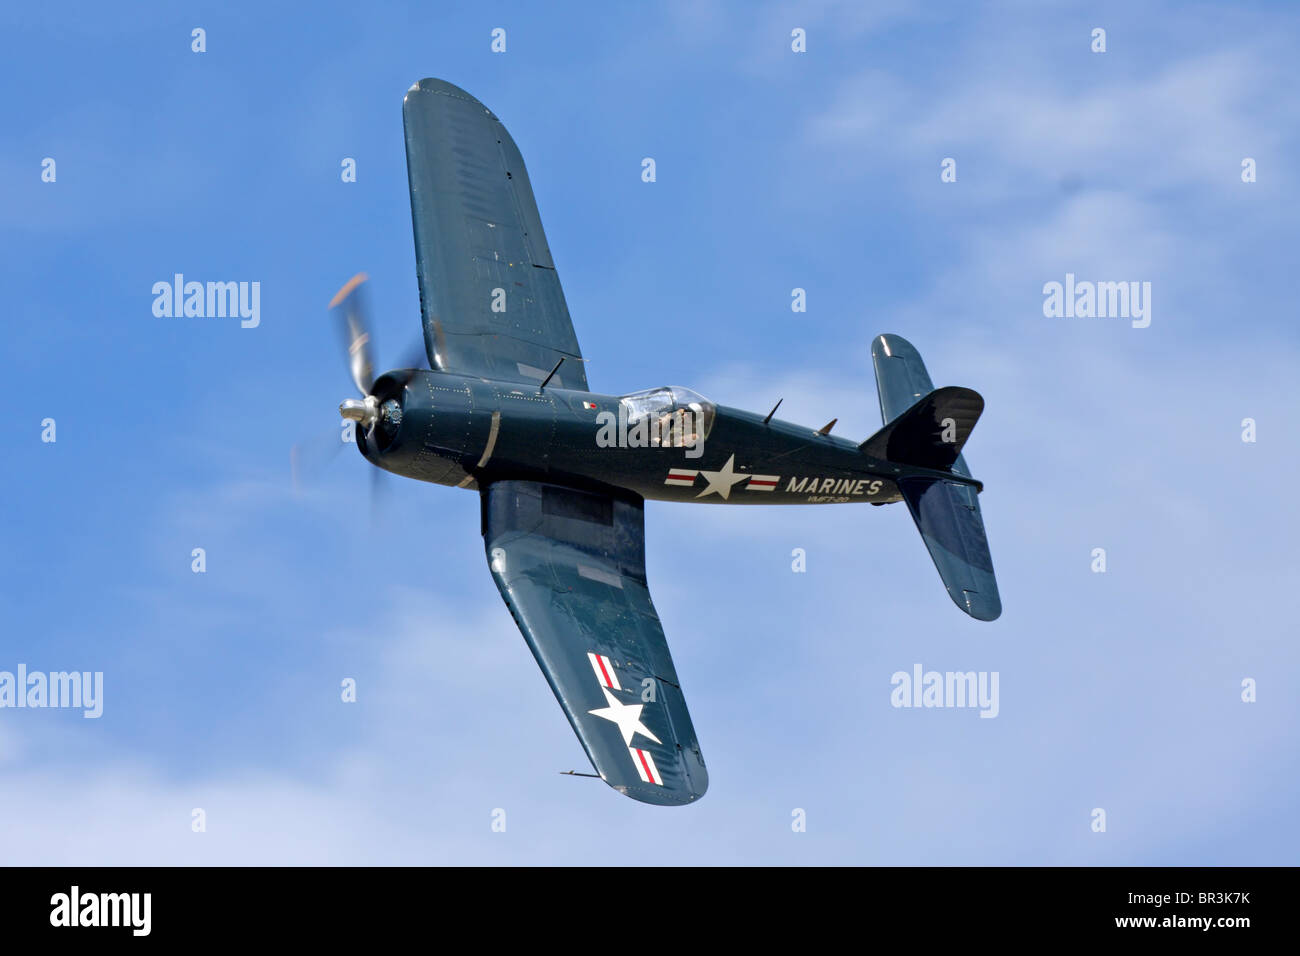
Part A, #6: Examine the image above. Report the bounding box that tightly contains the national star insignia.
[694,454,750,500]
[588,686,662,746]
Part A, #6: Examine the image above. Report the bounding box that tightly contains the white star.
[588,686,662,746]
[694,454,749,500]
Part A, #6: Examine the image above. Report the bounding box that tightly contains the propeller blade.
[369,461,388,527]
[291,423,349,493]
[329,272,375,396]
[387,334,430,386]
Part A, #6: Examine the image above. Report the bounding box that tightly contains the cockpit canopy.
[618,386,716,447]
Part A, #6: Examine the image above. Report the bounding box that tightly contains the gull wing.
[402,78,588,390]
[482,480,707,805]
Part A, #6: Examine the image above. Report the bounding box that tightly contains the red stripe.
[667,473,695,480]
[636,749,656,784]
[595,655,613,687]
[748,479,777,486]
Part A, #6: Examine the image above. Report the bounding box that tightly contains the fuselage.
[358,368,954,505]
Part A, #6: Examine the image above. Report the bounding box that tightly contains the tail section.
[868,334,1001,621]
[871,332,974,478]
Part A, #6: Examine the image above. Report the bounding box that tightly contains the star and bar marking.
[585,654,665,787]
[664,454,779,499]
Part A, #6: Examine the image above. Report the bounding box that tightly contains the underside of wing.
[482,480,707,805]
[402,78,588,391]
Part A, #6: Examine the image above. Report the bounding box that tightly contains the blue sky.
[2,0,1297,863]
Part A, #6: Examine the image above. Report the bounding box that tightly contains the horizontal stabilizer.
[859,386,984,469]
[899,476,1001,621]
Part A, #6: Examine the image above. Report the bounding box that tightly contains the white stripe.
[578,565,623,589]
[631,747,662,785]
[474,410,501,468]
[632,749,649,783]
[457,410,503,487]
[587,652,622,690]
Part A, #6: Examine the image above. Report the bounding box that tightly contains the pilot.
[656,404,701,447]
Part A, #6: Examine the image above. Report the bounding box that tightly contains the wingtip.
[605,757,709,806]
[957,588,1002,622]
[613,782,708,807]
[402,78,496,117]
[873,332,920,360]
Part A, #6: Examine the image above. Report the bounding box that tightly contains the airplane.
[324,78,1001,806]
